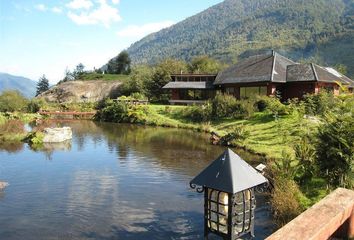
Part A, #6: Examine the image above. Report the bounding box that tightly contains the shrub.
[184,103,212,122]
[219,125,250,146]
[270,176,304,227]
[316,113,354,188]
[294,136,316,184]
[96,100,128,122]
[303,91,338,116]
[265,96,289,116]
[27,99,45,113]
[211,93,255,119]
[0,90,29,112]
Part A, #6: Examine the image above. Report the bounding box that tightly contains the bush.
[27,99,45,113]
[219,125,250,146]
[265,96,289,117]
[211,93,255,119]
[270,176,304,227]
[316,113,354,188]
[184,103,212,122]
[303,91,338,116]
[0,90,29,112]
[294,136,316,184]
[96,100,128,122]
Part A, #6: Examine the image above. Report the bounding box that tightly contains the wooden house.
[162,51,354,104]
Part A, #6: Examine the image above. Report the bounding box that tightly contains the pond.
[0,121,274,239]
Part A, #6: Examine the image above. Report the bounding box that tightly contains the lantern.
[190,149,268,239]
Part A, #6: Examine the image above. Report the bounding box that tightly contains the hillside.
[122,0,354,76]
[0,73,37,98]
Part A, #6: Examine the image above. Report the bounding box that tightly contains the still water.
[0,121,274,240]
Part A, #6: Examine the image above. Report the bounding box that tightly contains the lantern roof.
[190,149,268,194]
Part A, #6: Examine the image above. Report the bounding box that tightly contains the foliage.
[36,75,50,96]
[73,63,85,79]
[219,125,250,146]
[27,99,45,113]
[270,176,304,227]
[119,65,154,96]
[25,131,44,147]
[294,136,317,184]
[125,0,354,78]
[303,91,338,116]
[0,90,29,112]
[96,100,128,123]
[316,112,354,188]
[264,96,289,117]
[0,119,27,142]
[96,99,152,124]
[184,103,212,123]
[211,93,254,119]
[107,51,131,75]
[188,55,224,73]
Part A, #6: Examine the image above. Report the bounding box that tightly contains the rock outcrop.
[43,127,73,143]
[38,80,122,103]
[0,182,9,190]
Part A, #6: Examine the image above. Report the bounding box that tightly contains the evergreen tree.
[73,63,85,79]
[36,75,49,96]
[115,51,131,74]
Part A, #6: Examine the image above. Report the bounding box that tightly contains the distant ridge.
[0,73,37,98]
[111,0,354,77]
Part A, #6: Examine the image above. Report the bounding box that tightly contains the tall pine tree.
[36,75,49,96]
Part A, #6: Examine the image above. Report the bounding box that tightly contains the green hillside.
[123,0,354,76]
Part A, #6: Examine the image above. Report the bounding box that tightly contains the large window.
[240,86,267,99]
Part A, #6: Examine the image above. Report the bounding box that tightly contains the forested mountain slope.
[123,0,354,76]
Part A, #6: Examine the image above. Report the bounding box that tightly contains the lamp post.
[190,149,268,240]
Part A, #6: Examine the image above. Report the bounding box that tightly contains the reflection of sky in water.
[0,122,274,239]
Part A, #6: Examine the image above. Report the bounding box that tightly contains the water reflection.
[0,121,274,239]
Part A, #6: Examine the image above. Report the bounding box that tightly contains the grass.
[143,105,317,159]
[78,73,130,81]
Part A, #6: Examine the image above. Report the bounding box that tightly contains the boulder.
[37,80,122,103]
[0,182,9,190]
[43,127,73,143]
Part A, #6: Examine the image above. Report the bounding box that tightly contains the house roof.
[190,149,268,194]
[162,81,215,89]
[287,63,354,86]
[214,51,296,85]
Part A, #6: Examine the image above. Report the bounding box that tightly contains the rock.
[37,80,122,103]
[43,127,73,143]
[0,182,9,190]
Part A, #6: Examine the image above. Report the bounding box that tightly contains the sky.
[0,0,223,84]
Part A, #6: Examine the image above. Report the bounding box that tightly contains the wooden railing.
[266,188,354,240]
[38,111,96,119]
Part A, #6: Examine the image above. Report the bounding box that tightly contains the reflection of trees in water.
[35,120,264,176]
[0,141,24,153]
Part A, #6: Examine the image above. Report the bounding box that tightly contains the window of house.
[240,86,268,98]
[226,87,235,95]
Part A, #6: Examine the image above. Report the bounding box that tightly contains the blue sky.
[0,0,223,83]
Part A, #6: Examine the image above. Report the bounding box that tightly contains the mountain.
[121,0,354,77]
[0,73,37,98]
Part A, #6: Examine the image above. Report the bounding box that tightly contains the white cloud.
[111,0,119,4]
[117,21,175,38]
[66,0,93,10]
[52,7,63,14]
[67,0,121,27]
[35,4,47,11]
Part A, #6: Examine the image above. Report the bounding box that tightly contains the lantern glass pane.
[206,188,229,235]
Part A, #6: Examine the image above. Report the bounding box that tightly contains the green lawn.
[144,104,318,159]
